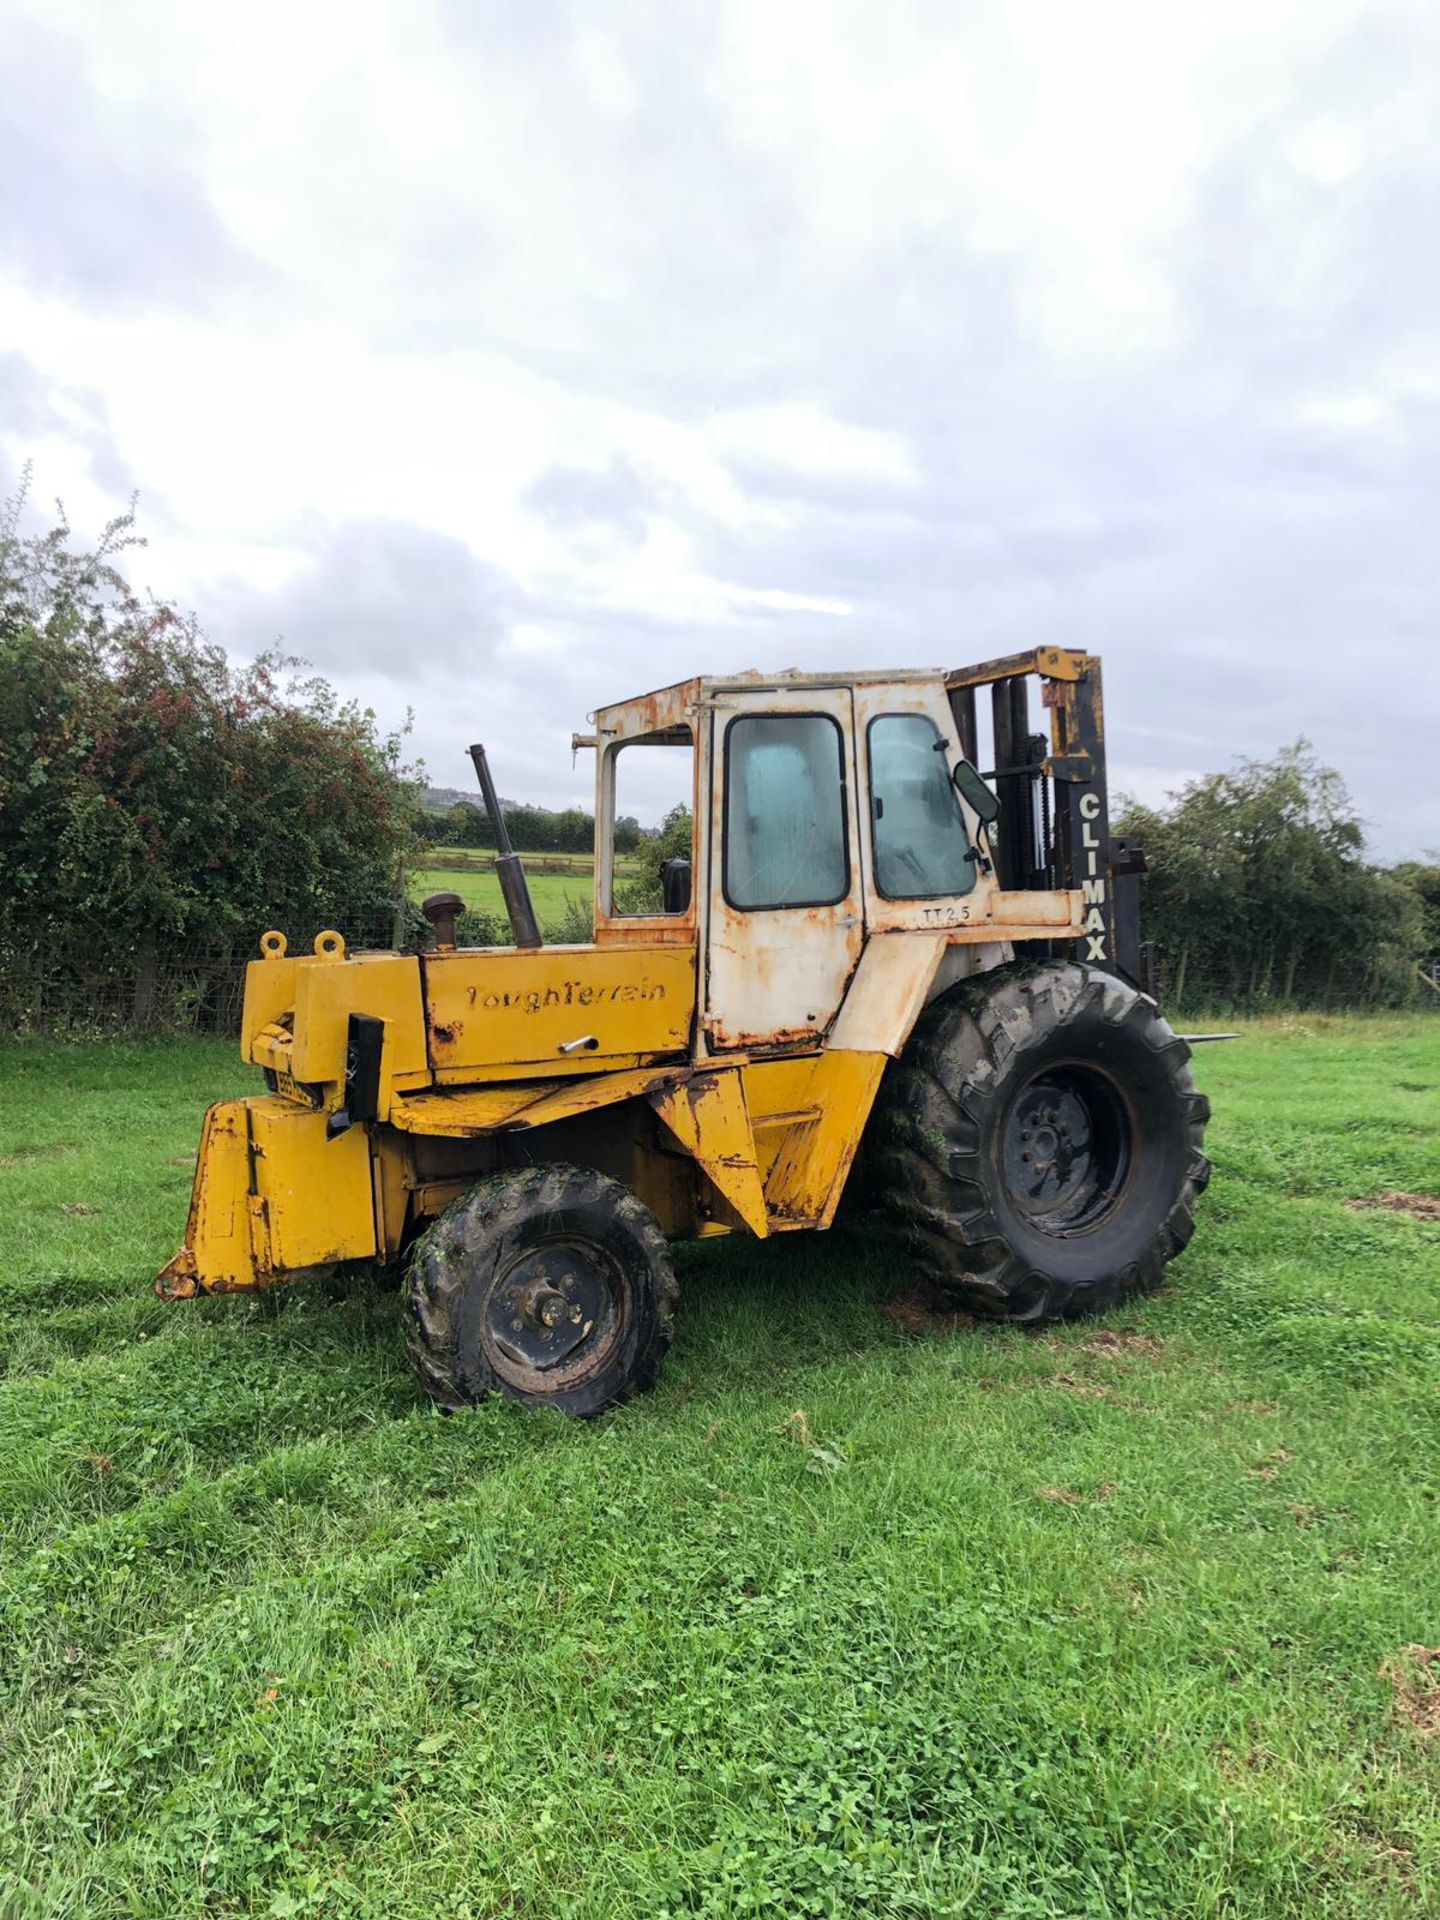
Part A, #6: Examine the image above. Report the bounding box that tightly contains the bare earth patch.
[1381,1645,1440,1740]
[880,1285,977,1335]
[1347,1191,1440,1222]
[1080,1330,1164,1358]
[1052,1372,1115,1400]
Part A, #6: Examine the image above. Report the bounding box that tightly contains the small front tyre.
[403,1163,677,1417]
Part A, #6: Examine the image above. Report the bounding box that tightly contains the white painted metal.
[828,933,947,1056]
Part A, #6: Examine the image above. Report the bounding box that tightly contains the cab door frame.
[700,683,865,1054]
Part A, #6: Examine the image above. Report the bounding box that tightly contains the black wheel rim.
[1000,1064,1133,1233]
[482,1237,628,1395]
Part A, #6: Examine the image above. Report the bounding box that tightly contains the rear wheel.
[404,1164,677,1416]
[873,961,1210,1321]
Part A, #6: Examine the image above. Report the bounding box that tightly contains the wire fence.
[1146,951,1440,1021]
[2,909,1435,1038]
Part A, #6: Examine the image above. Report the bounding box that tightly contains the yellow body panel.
[242,948,430,1111]
[650,1070,769,1237]
[159,1097,377,1295]
[760,1052,888,1228]
[389,1064,690,1135]
[739,1051,889,1229]
[423,943,695,1082]
[249,1100,377,1272]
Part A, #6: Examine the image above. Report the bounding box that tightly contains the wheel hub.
[1002,1066,1132,1233]
[484,1240,624,1386]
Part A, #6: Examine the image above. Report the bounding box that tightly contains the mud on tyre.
[872,961,1210,1322]
[404,1162,678,1417]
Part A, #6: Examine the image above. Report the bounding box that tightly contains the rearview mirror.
[952,759,1001,825]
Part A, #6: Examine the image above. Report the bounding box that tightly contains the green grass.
[411,849,646,933]
[411,863,597,934]
[1,1017,1438,1916]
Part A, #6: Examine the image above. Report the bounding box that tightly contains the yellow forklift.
[161,650,1210,1415]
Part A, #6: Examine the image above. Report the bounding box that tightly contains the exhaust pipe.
[467,743,543,950]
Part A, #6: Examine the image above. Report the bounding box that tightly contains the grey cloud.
[204,520,513,681]
[523,457,658,550]
[8,2,1436,857]
[0,18,259,313]
[0,352,136,498]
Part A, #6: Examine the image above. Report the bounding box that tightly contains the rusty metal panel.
[827,932,947,1058]
[649,1070,769,1237]
[985,890,1084,931]
[390,1084,555,1133]
[944,647,1086,688]
[156,1099,256,1297]
[423,944,696,1080]
[391,1063,691,1135]
[761,1051,888,1229]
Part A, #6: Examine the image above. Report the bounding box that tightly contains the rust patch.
[1381,1645,1440,1740]
[880,1284,977,1334]
[155,1249,199,1300]
[1080,1330,1164,1358]
[432,1021,460,1045]
[1347,1190,1440,1222]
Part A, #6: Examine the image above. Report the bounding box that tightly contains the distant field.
[2,1016,1438,1915]
[412,850,647,933]
[411,861,596,931]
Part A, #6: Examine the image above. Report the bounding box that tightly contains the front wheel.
[872,962,1210,1321]
[404,1164,677,1417]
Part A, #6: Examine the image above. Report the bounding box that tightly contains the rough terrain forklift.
[160,650,1211,1415]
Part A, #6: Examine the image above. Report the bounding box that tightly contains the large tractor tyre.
[404,1163,678,1418]
[873,961,1210,1323]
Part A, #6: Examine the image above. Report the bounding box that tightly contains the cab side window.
[724,714,848,909]
[868,713,977,898]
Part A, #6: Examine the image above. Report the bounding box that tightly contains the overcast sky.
[2,0,1437,853]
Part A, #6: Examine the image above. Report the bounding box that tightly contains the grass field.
[411,851,649,936]
[2,1018,1438,1916]
[411,862,598,934]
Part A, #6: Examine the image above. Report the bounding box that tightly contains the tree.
[1,479,419,1029]
[1115,743,1425,1008]
[616,804,694,913]
[1392,861,1440,960]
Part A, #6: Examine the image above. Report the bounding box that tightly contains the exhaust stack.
[467,743,543,950]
